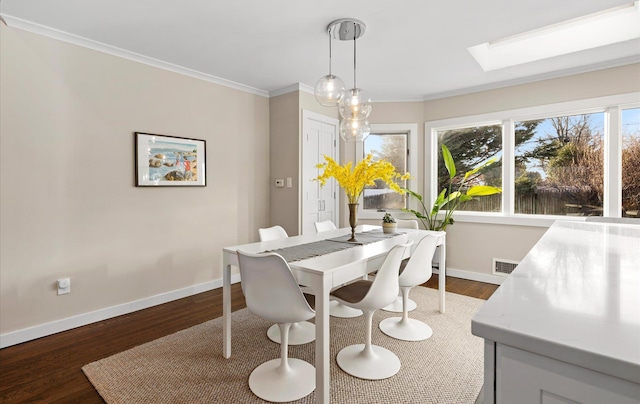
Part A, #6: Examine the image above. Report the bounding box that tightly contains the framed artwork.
[135,132,206,187]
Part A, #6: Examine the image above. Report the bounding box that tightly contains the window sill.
[450,213,586,228]
[360,210,590,228]
[359,209,415,221]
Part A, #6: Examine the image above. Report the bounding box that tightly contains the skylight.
[468,1,640,71]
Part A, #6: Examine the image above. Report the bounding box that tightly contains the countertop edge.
[471,318,640,385]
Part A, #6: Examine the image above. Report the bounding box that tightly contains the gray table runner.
[267,230,404,263]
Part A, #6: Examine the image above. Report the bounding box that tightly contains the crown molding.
[298,82,314,95]
[269,83,303,97]
[423,56,640,101]
[1,14,270,98]
[269,82,315,98]
[372,97,426,103]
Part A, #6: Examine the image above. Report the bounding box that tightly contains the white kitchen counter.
[472,220,640,403]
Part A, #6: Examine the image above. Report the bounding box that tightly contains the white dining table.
[221,225,446,404]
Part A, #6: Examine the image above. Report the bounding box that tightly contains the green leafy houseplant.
[381,212,397,234]
[403,144,502,231]
[382,213,396,223]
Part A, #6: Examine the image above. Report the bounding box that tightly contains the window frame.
[619,105,640,218]
[356,123,418,220]
[424,93,640,227]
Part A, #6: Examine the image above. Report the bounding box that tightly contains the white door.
[301,111,339,235]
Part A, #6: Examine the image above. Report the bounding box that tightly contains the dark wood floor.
[0,275,498,403]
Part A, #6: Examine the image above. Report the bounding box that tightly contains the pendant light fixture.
[314,25,345,107]
[315,18,372,142]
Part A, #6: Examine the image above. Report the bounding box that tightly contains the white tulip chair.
[379,234,440,341]
[382,219,419,313]
[237,250,316,402]
[330,241,412,380]
[258,225,315,345]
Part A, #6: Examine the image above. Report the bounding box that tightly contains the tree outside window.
[515,113,604,216]
[437,124,503,213]
[362,133,408,210]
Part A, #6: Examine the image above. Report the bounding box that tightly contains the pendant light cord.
[328,27,333,76]
[353,22,357,88]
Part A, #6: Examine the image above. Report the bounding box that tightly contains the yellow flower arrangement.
[315,154,411,204]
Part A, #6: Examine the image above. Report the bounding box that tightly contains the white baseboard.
[0,274,242,349]
[433,266,505,286]
[1,266,498,349]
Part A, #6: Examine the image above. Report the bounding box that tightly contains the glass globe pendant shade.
[314,74,346,107]
[339,117,370,142]
[338,88,372,120]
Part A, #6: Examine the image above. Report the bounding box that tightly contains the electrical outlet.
[57,278,70,295]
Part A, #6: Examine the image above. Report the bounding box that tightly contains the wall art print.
[135,132,206,187]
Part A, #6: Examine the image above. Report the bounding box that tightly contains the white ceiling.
[2,0,639,101]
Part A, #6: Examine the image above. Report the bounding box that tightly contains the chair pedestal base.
[381,296,416,312]
[249,358,315,402]
[330,300,362,318]
[336,344,401,380]
[267,321,315,345]
[379,317,433,341]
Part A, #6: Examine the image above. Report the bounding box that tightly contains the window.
[514,112,604,216]
[362,132,408,211]
[622,107,640,218]
[357,123,418,218]
[425,93,639,226]
[437,124,503,213]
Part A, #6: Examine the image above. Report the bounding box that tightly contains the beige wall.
[268,92,299,235]
[0,25,270,336]
[299,90,338,118]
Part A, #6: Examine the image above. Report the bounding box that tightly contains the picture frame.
[135,132,206,187]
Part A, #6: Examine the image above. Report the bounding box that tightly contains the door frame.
[300,110,340,234]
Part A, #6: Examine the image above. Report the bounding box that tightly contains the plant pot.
[382,222,397,234]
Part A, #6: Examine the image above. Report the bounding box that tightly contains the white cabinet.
[495,344,640,404]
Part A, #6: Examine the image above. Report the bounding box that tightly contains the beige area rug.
[83,287,485,403]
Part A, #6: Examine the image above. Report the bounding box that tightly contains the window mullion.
[427,125,438,208]
[503,119,514,216]
[605,107,622,218]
